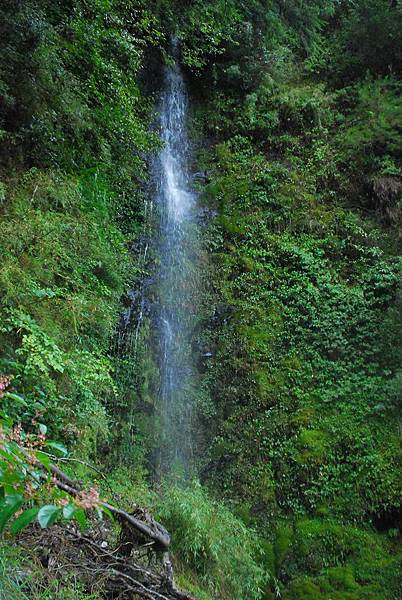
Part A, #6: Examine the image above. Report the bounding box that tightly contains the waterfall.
[154,50,198,476]
[112,46,199,476]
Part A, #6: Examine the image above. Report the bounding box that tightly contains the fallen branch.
[32,459,171,549]
[163,552,193,600]
[24,459,197,597]
[45,452,115,494]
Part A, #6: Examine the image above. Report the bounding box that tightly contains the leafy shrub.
[0,374,102,537]
[157,481,268,600]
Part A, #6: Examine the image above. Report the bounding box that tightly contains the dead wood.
[19,523,195,600]
[25,459,194,599]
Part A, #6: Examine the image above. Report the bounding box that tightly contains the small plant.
[0,374,99,536]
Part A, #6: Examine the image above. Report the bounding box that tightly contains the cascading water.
[112,44,200,476]
[153,47,198,476]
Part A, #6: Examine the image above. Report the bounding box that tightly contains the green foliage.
[329,0,402,83]
[0,375,96,537]
[0,0,164,565]
[157,481,268,600]
[1,304,112,444]
[198,131,401,526]
[185,1,402,596]
[177,0,242,70]
[341,79,402,156]
[0,0,401,597]
[0,0,160,179]
[0,544,96,599]
[0,154,135,450]
[279,519,402,599]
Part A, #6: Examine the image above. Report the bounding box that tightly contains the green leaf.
[37,505,61,529]
[32,288,57,299]
[100,505,113,520]
[46,441,68,456]
[62,503,76,520]
[73,509,87,530]
[0,494,23,534]
[11,507,39,534]
[0,470,23,487]
[38,423,47,435]
[35,451,51,470]
[3,392,28,407]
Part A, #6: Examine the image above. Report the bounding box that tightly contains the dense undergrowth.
[0,1,401,599]
[182,1,402,597]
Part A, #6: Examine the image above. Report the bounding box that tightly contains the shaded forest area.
[0,1,401,598]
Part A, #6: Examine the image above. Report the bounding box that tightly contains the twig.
[108,568,171,600]
[52,455,114,495]
[72,532,159,582]
[31,456,171,549]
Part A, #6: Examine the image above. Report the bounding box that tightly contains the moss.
[274,524,294,573]
[326,567,359,591]
[260,539,276,575]
[291,407,316,427]
[240,254,257,272]
[285,579,325,600]
[295,429,328,464]
[278,518,401,598]
[284,563,395,600]
[219,214,247,235]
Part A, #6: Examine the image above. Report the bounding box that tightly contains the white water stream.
[154,51,198,474]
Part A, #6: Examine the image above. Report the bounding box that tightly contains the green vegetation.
[0,544,94,599]
[157,481,267,599]
[0,0,161,458]
[0,1,163,592]
[0,1,401,599]
[177,0,401,597]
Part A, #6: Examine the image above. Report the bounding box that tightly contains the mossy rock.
[280,519,400,598]
[284,564,392,600]
[284,573,360,600]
